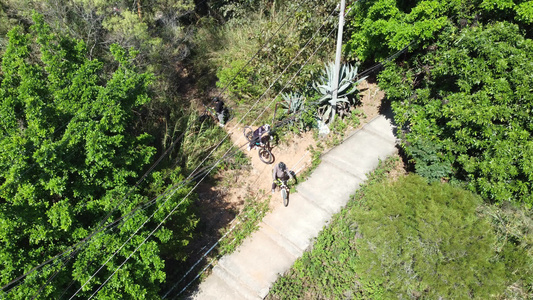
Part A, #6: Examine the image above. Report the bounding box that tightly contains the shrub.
[312,62,366,123]
[380,22,533,206]
[354,174,506,298]
[216,59,264,103]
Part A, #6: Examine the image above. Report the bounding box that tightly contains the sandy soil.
[224,124,316,211]
[175,79,387,293]
[201,78,386,214]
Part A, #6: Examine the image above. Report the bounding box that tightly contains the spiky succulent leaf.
[312,62,364,123]
[281,92,304,114]
[323,105,332,123]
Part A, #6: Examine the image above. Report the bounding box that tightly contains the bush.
[216,59,265,103]
[479,202,533,297]
[200,0,337,120]
[269,159,532,299]
[378,22,533,207]
[354,174,506,298]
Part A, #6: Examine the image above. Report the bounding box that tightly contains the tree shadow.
[161,176,241,298]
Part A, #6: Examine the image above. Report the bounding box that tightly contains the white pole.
[330,0,345,125]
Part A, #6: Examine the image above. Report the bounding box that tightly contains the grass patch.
[267,156,400,299]
[268,154,533,299]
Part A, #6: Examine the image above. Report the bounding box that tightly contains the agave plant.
[275,92,317,132]
[313,62,367,123]
[280,92,304,114]
[276,92,304,130]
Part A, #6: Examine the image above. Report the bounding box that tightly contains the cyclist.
[272,162,293,193]
[247,124,271,151]
[213,97,225,126]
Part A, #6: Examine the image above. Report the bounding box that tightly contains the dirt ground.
[172,79,388,294]
[203,78,386,215]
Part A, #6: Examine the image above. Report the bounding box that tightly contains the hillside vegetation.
[1,0,532,298]
[270,0,533,298]
[0,0,340,298]
[269,158,532,298]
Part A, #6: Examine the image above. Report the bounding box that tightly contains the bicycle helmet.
[213,97,219,102]
[264,124,271,132]
[278,162,286,171]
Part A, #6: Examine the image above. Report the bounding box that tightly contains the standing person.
[213,97,225,126]
[247,124,271,151]
[272,162,293,193]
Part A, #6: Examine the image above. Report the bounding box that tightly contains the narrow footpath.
[191,114,397,299]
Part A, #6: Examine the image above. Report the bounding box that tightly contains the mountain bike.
[243,126,274,164]
[275,178,289,206]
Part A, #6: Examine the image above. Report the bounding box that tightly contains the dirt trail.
[179,79,385,293]
[205,79,385,213]
[224,123,316,209]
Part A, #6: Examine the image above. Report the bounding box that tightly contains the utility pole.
[330,0,346,125]
[137,0,142,20]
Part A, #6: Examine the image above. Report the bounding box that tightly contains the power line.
[163,20,418,300]
[5,2,343,298]
[69,8,340,298]
[1,1,315,296]
[54,5,335,300]
[166,27,351,296]
[81,13,340,300]
[357,41,416,79]
[72,29,410,289]
[55,39,414,299]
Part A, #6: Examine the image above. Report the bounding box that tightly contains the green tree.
[379,22,533,206]
[0,14,196,299]
[346,0,451,62]
[345,0,533,206]
[354,174,506,298]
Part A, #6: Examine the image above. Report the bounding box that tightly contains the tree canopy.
[346,0,533,206]
[0,14,196,298]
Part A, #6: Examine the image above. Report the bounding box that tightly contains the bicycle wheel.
[281,188,288,207]
[258,148,274,164]
[243,126,254,142]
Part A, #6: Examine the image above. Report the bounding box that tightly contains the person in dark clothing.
[272,162,293,193]
[248,124,271,151]
[213,97,225,126]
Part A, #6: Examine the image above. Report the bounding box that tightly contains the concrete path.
[191,114,397,299]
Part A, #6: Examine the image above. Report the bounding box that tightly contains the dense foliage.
[354,175,506,298]
[346,0,533,206]
[201,0,338,123]
[0,15,196,298]
[382,22,533,205]
[4,0,532,298]
[0,0,363,298]
[269,161,532,299]
[0,0,344,297]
